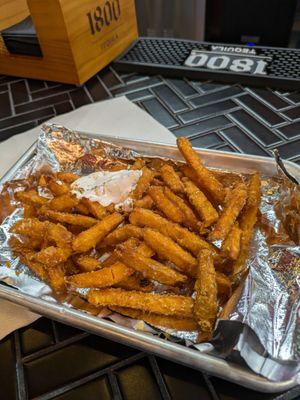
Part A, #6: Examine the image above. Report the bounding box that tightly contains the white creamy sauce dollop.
[71,170,142,210]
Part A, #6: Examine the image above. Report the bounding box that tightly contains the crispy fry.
[99,224,143,248]
[180,165,199,186]
[38,175,48,186]
[194,249,218,332]
[75,201,90,215]
[131,158,145,170]
[110,306,198,331]
[87,288,194,318]
[183,178,219,227]
[209,184,247,242]
[46,223,73,248]
[40,209,97,227]
[56,172,79,183]
[11,218,48,238]
[23,204,37,218]
[133,167,154,199]
[15,189,48,206]
[130,208,211,257]
[30,246,71,267]
[67,261,132,288]
[48,179,69,196]
[143,228,197,277]
[48,194,78,212]
[177,137,225,204]
[75,255,101,272]
[82,198,107,219]
[117,274,155,292]
[148,186,184,224]
[216,272,232,300]
[134,195,154,209]
[161,164,184,194]
[231,174,261,276]
[47,264,66,293]
[21,253,48,281]
[72,213,124,252]
[221,222,241,260]
[164,187,199,230]
[117,247,188,286]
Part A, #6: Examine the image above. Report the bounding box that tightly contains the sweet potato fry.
[110,306,198,331]
[180,165,199,186]
[47,264,66,293]
[131,158,145,170]
[194,249,218,332]
[164,187,199,231]
[117,247,188,286]
[72,213,124,252]
[177,137,225,204]
[30,246,71,267]
[48,194,78,212]
[46,223,73,248]
[15,189,48,207]
[21,253,48,281]
[67,261,132,288]
[161,164,184,194]
[183,178,219,227]
[129,208,211,257]
[82,198,107,220]
[133,167,154,199]
[134,195,154,209]
[99,224,143,248]
[117,274,154,292]
[143,228,197,277]
[11,218,48,238]
[87,288,194,318]
[221,222,241,260]
[231,173,261,276]
[74,201,90,215]
[75,255,101,272]
[209,183,247,242]
[56,172,79,183]
[48,179,70,196]
[148,186,184,224]
[40,209,97,227]
[23,204,37,218]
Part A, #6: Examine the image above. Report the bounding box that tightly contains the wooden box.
[0,0,138,84]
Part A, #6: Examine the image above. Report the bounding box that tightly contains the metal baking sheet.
[0,133,299,393]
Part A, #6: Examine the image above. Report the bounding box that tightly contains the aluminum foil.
[0,123,299,382]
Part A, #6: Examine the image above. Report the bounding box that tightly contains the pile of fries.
[9,137,261,341]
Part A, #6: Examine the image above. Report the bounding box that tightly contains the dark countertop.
[0,67,300,400]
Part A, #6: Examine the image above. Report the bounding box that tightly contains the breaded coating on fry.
[87,288,194,318]
[209,183,247,241]
[48,194,78,212]
[46,223,73,248]
[133,167,154,199]
[15,189,48,206]
[231,173,261,276]
[161,164,184,193]
[67,261,132,288]
[75,201,90,215]
[134,195,154,209]
[56,172,79,183]
[117,274,154,292]
[131,158,145,170]
[221,222,241,260]
[129,208,211,257]
[30,246,71,267]
[75,255,101,272]
[47,264,66,293]
[177,137,225,204]
[48,179,70,196]
[183,178,218,227]
[194,249,218,332]
[72,213,124,252]
[23,204,37,218]
[117,247,188,286]
[143,228,197,277]
[99,224,143,247]
[110,306,198,331]
[82,198,107,219]
[148,186,184,224]
[164,187,199,230]
[10,218,48,238]
[40,209,97,227]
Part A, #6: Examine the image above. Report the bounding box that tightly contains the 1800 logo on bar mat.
[185,47,272,75]
[87,0,121,35]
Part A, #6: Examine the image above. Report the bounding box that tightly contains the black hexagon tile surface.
[0,65,300,400]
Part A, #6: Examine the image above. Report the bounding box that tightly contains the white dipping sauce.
[71,170,142,209]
